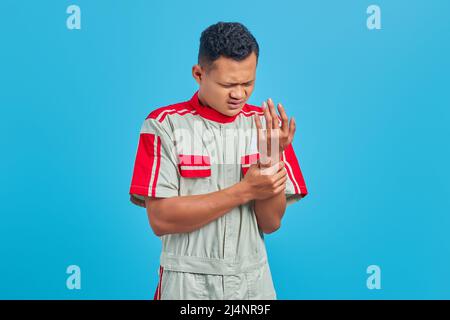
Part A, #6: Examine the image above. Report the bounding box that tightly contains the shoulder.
[145,100,195,123]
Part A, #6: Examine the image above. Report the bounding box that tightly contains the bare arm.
[145,161,286,237]
[254,189,287,234]
[145,182,252,236]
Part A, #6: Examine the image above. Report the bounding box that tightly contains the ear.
[192,64,203,85]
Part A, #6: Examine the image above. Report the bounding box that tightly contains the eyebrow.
[221,80,254,86]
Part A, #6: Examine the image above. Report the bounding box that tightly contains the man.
[129,22,308,300]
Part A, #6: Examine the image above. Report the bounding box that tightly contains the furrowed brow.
[222,80,254,86]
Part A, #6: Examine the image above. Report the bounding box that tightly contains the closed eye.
[219,81,254,88]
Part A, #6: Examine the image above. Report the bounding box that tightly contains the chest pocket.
[178,154,211,195]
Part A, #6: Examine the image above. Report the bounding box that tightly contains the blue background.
[1,0,449,299]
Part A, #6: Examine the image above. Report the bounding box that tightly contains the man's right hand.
[241,161,287,201]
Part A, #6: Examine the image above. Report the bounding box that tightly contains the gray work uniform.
[129,91,308,300]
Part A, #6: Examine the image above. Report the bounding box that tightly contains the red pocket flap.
[179,154,211,166]
[241,153,259,176]
[178,154,211,178]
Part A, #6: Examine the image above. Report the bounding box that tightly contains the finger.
[274,167,287,181]
[273,184,286,195]
[274,175,288,188]
[264,101,272,157]
[276,161,285,172]
[254,114,262,152]
[259,104,270,166]
[254,113,262,130]
[273,165,287,180]
[272,165,287,180]
[268,98,279,129]
[287,117,296,145]
[264,100,272,130]
[277,103,289,134]
[268,100,281,160]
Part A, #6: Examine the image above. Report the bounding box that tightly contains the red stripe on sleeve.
[281,151,298,193]
[284,144,308,196]
[130,133,156,196]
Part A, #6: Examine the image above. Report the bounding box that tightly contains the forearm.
[148,182,252,236]
[254,191,286,234]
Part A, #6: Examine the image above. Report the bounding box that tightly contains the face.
[192,52,257,117]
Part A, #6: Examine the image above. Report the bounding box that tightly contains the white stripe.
[240,110,263,117]
[156,108,195,122]
[156,108,188,121]
[141,111,198,134]
[179,165,211,171]
[148,135,158,196]
[283,151,301,194]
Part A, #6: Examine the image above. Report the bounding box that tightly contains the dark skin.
[144,53,296,235]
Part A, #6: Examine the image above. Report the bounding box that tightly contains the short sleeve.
[129,117,180,208]
[282,143,308,206]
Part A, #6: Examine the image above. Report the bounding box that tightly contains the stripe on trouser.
[153,266,164,300]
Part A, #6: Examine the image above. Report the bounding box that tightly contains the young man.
[129,22,308,300]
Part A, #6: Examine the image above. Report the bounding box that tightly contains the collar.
[189,91,242,124]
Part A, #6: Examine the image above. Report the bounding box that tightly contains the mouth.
[227,100,245,109]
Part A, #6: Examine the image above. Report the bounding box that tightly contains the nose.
[230,86,245,101]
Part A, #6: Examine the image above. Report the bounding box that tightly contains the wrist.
[259,155,282,168]
[233,180,254,203]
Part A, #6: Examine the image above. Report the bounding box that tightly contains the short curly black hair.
[198,22,259,68]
